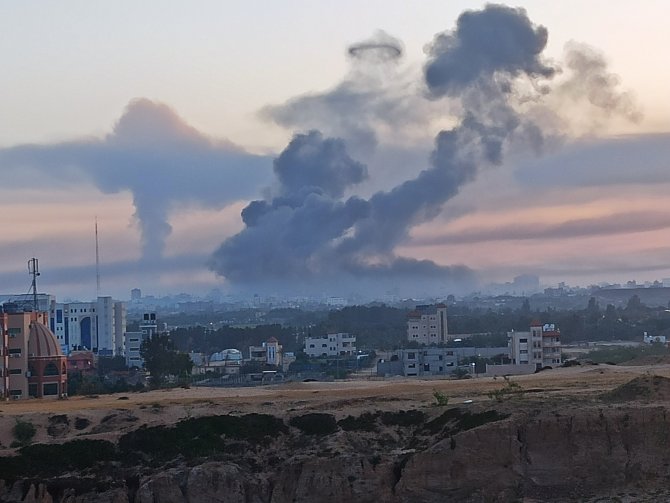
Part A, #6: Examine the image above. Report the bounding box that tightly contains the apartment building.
[407,304,448,345]
[508,322,562,369]
[124,313,157,368]
[304,333,356,358]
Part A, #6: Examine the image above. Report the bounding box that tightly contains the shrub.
[487,376,524,402]
[338,412,379,432]
[433,389,449,406]
[12,420,36,446]
[380,410,426,427]
[289,413,338,435]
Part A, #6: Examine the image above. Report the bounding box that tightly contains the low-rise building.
[643,332,667,345]
[304,333,356,358]
[508,322,562,369]
[377,346,509,377]
[207,349,242,374]
[248,337,295,372]
[67,350,96,376]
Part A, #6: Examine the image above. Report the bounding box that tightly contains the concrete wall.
[485,363,536,377]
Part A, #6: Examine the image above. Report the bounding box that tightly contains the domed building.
[27,321,67,398]
[2,308,67,400]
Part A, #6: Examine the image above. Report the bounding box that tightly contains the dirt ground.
[1,363,667,452]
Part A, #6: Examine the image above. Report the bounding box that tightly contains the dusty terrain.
[3,363,670,502]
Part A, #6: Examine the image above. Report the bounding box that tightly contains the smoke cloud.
[0,99,272,260]
[211,4,562,294]
[212,3,640,295]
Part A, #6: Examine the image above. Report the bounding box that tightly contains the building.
[508,322,562,369]
[377,346,509,377]
[1,305,67,400]
[49,297,126,356]
[643,332,667,345]
[0,294,55,313]
[67,350,96,376]
[248,337,295,371]
[304,333,356,358]
[407,304,448,345]
[124,313,157,368]
[207,349,242,374]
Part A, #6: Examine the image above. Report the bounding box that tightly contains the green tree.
[141,334,193,386]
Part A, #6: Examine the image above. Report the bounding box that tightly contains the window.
[309,344,315,348]
[43,383,58,396]
[519,338,528,343]
[8,328,21,337]
[8,348,21,356]
[520,350,528,354]
[44,363,59,376]
[407,352,416,360]
[424,364,430,371]
[408,363,415,368]
[9,389,22,396]
[10,368,22,375]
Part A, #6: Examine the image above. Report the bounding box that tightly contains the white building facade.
[304,333,356,358]
[508,322,562,369]
[49,297,126,356]
[407,304,448,345]
[124,313,157,368]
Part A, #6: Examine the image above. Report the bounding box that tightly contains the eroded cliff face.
[3,404,670,503]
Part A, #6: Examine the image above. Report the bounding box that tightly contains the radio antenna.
[95,217,101,296]
[28,258,40,311]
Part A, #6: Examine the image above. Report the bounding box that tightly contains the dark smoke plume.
[0,99,271,260]
[211,4,559,294]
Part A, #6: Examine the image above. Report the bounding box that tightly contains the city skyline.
[1,1,669,300]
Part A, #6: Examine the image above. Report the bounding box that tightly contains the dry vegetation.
[2,362,669,452]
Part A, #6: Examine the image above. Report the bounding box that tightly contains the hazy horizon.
[1,1,669,301]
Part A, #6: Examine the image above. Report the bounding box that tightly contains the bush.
[487,376,524,402]
[12,420,36,446]
[433,389,449,406]
[338,412,379,432]
[289,413,338,435]
[380,410,426,427]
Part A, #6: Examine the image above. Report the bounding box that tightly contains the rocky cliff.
[3,378,670,502]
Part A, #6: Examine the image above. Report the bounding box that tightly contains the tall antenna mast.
[28,258,40,312]
[95,217,101,296]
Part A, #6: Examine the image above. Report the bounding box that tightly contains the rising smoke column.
[212,5,636,290]
[210,131,370,283]
[211,4,555,292]
[0,99,271,261]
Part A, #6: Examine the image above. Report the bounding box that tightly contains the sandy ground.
[1,363,666,452]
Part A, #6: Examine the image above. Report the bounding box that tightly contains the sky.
[0,1,669,301]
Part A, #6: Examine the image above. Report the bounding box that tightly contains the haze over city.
[1,1,669,301]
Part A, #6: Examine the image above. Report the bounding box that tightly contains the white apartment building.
[407,304,448,345]
[49,297,126,356]
[124,313,157,368]
[304,333,356,358]
[508,322,562,369]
